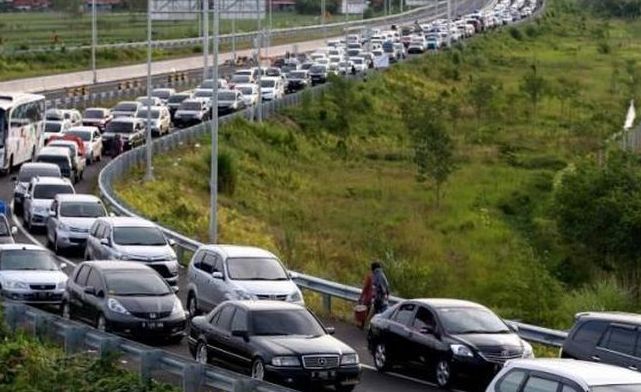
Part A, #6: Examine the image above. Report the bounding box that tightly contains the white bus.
[0,93,46,174]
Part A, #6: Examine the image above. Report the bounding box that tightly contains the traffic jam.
[11,1,641,391]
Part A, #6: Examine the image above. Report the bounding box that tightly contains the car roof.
[96,216,156,228]
[81,260,156,271]
[0,243,47,251]
[68,126,98,133]
[39,146,70,156]
[55,193,101,202]
[114,101,139,106]
[506,359,641,387]
[411,298,487,309]
[85,107,109,112]
[31,176,71,185]
[262,76,280,81]
[110,117,140,124]
[181,99,205,105]
[197,244,278,259]
[576,311,641,325]
[19,162,60,171]
[228,300,305,311]
[235,83,257,89]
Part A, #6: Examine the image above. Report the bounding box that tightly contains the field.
[116,0,641,328]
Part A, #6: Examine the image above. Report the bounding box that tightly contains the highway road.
[0,0,503,389]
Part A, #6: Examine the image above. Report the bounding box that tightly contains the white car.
[199,78,230,90]
[260,77,285,101]
[136,96,164,107]
[487,359,641,392]
[136,105,172,137]
[46,194,107,254]
[23,176,75,231]
[46,140,85,183]
[151,88,176,104]
[43,120,71,144]
[111,101,142,118]
[65,126,103,164]
[234,83,260,106]
[0,244,68,307]
[185,245,304,316]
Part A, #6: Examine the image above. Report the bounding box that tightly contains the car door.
[593,323,639,371]
[68,265,91,321]
[383,303,416,362]
[83,267,107,326]
[408,305,441,365]
[203,252,227,311]
[101,224,115,259]
[225,307,252,373]
[206,305,237,369]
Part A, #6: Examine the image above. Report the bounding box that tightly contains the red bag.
[354,304,369,329]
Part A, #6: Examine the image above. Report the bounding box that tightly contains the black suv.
[562,312,641,372]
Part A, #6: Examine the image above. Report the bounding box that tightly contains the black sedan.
[188,301,361,391]
[62,261,187,342]
[367,299,534,388]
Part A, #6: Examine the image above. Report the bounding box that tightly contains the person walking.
[371,261,390,315]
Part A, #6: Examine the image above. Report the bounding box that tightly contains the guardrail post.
[182,363,204,392]
[322,293,332,314]
[33,312,49,339]
[3,303,26,332]
[233,379,258,392]
[98,336,121,359]
[139,349,163,383]
[63,326,88,354]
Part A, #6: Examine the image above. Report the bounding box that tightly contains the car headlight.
[522,341,534,358]
[341,353,359,366]
[289,290,303,303]
[168,261,179,274]
[56,280,67,290]
[107,298,130,315]
[171,299,184,315]
[451,344,474,358]
[271,356,301,367]
[234,290,257,300]
[58,222,69,231]
[5,280,29,290]
[166,253,178,261]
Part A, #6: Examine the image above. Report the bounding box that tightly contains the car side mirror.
[59,262,67,270]
[288,271,299,280]
[168,239,176,247]
[100,238,110,247]
[109,212,116,217]
[507,321,519,333]
[172,286,179,293]
[84,286,96,296]
[232,330,249,341]
[96,289,105,298]
[326,326,336,335]
[420,325,436,335]
[212,271,224,280]
[11,227,17,235]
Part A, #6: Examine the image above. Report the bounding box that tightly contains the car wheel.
[374,343,390,372]
[251,358,265,380]
[96,314,108,332]
[187,294,199,318]
[195,340,208,364]
[435,359,453,388]
[62,301,71,320]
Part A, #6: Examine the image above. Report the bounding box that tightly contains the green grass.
[116,0,641,329]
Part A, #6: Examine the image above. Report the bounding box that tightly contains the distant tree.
[520,64,547,120]
[554,76,581,117]
[467,76,500,127]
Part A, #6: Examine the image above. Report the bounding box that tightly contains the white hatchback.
[487,358,641,392]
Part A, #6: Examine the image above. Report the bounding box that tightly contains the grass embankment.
[117,0,640,328]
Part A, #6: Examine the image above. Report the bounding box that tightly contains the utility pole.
[321,0,326,39]
[144,0,153,181]
[91,0,97,84]
[209,0,220,243]
[203,0,209,81]
[232,10,236,62]
[447,0,451,47]
[256,0,263,122]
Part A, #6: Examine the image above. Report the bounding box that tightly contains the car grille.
[256,294,288,301]
[478,347,523,364]
[302,355,340,370]
[30,284,56,290]
[130,311,172,319]
[127,255,168,262]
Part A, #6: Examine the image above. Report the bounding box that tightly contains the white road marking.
[10,200,77,267]
[360,364,466,392]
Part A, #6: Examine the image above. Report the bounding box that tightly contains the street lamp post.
[209,0,220,243]
[321,0,326,39]
[91,0,97,84]
[144,0,153,181]
[256,0,263,122]
[203,0,209,81]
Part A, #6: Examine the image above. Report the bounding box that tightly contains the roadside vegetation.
[117,0,641,328]
[0,320,176,392]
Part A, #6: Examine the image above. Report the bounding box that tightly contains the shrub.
[597,40,610,54]
[218,149,237,196]
[509,27,523,41]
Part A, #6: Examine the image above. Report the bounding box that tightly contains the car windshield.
[106,121,134,133]
[194,90,213,98]
[84,109,105,119]
[45,111,62,121]
[232,75,250,83]
[265,69,280,76]
[0,249,59,271]
[45,122,62,133]
[437,307,510,334]
[114,103,138,112]
[352,58,363,64]
[18,166,60,182]
[251,309,325,336]
[152,90,172,99]
[60,201,105,218]
[66,130,91,141]
[238,87,254,95]
[105,271,171,296]
[113,226,167,246]
[219,92,237,101]
[592,385,641,392]
[168,94,189,103]
[137,110,160,119]
[226,257,288,280]
[310,66,326,73]
[48,143,76,156]
[289,71,306,79]
[37,155,70,170]
[260,80,276,88]
[180,102,202,111]
[33,184,73,199]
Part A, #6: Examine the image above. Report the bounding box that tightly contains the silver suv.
[46,194,107,254]
[85,217,179,287]
[12,162,61,216]
[23,176,75,231]
[185,245,304,317]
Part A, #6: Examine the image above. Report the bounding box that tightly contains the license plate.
[36,292,51,299]
[142,322,164,329]
[312,371,335,380]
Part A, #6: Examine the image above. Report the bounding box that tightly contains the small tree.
[467,76,500,126]
[520,64,547,120]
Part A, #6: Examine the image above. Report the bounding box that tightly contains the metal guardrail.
[6,3,443,54]
[0,302,296,392]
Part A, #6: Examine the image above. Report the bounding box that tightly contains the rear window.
[179,101,202,111]
[168,94,190,103]
[106,121,134,133]
[571,320,608,344]
[113,103,138,112]
[18,166,61,182]
[33,184,74,199]
[152,90,172,100]
[45,122,62,133]
[37,155,70,169]
[599,325,637,356]
[84,109,106,119]
[66,130,91,141]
